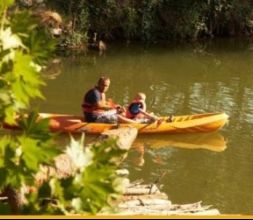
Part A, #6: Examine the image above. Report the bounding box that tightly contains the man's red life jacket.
[82,88,115,114]
[82,88,104,114]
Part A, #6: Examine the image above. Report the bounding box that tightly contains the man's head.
[97,76,110,93]
[135,92,146,101]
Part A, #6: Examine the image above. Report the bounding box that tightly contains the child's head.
[135,92,146,101]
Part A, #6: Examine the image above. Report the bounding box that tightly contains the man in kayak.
[82,76,136,123]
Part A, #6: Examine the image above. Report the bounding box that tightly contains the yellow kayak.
[34,112,228,134]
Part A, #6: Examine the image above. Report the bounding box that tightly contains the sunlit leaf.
[0,92,11,104]
[71,198,83,212]
[4,105,17,125]
[13,51,43,85]
[65,134,93,171]
[49,178,64,202]
[0,28,24,50]
[12,81,29,105]
[0,0,14,12]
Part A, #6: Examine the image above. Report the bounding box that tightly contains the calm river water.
[39,39,253,214]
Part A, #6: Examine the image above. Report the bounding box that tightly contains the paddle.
[65,121,87,132]
[147,115,173,126]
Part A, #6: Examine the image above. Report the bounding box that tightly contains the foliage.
[45,0,253,43]
[0,2,127,214]
[65,31,84,48]
[46,0,89,47]
[0,114,59,191]
[21,137,126,214]
[122,7,138,41]
[63,138,125,214]
[140,0,157,42]
[0,0,60,210]
[10,11,55,64]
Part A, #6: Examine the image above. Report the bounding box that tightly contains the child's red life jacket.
[126,100,146,119]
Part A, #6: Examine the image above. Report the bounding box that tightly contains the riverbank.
[112,178,220,216]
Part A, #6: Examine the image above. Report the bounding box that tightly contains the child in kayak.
[125,92,159,123]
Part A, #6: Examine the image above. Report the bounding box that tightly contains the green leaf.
[10,51,45,108]
[4,105,16,125]
[19,136,40,170]
[3,168,24,188]
[0,168,8,190]
[0,203,11,214]
[10,11,37,37]
[28,31,56,64]
[12,81,29,105]
[38,181,51,198]
[19,111,56,141]
[13,51,43,85]
[0,0,14,12]
[0,92,11,104]
[91,138,126,166]
[19,135,59,171]
[49,178,64,202]
[74,163,119,213]
[0,135,10,152]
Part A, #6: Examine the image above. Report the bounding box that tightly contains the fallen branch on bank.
[108,181,220,216]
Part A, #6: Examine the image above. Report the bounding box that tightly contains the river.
[39,39,253,214]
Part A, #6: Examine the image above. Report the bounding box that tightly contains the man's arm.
[96,96,121,110]
[95,100,113,110]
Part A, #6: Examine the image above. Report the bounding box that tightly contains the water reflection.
[129,132,227,168]
[133,132,227,152]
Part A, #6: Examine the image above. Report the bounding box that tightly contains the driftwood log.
[36,127,138,181]
[105,180,220,216]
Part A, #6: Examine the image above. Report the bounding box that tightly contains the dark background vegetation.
[45,0,253,43]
